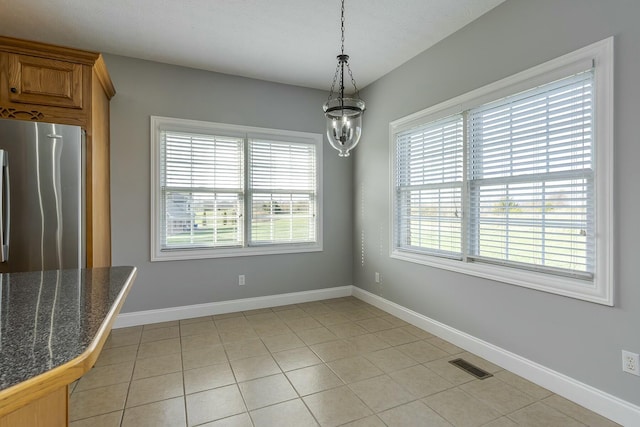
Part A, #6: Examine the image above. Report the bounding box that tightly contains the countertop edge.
[0,266,137,417]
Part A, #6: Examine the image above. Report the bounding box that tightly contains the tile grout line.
[119,327,142,426]
[179,321,189,427]
[218,315,254,426]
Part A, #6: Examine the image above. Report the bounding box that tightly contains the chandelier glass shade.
[323,1,365,157]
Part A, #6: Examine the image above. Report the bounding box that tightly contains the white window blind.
[160,130,244,250]
[467,71,594,277]
[395,114,464,258]
[249,139,317,245]
[152,117,323,261]
[391,37,613,304]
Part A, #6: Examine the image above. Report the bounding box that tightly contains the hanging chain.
[340,0,345,55]
[326,0,361,101]
[346,62,360,98]
[327,62,341,102]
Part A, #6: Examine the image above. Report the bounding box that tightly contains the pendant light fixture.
[323,0,365,157]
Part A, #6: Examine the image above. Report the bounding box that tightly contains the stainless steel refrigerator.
[0,117,83,273]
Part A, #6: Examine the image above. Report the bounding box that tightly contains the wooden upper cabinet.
[0,36,115,268]
[7,54,83,109]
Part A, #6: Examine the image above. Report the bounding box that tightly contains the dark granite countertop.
[0,266,136,392]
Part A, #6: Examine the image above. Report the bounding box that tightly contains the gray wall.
[105,55,353,313]
[355,0,640,406]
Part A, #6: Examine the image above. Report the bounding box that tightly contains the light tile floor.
[69,297,620,427]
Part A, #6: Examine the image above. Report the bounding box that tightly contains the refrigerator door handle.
[0,150,9,262]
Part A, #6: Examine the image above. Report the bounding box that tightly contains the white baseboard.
[352,287,640,426]
[113,285,352,329]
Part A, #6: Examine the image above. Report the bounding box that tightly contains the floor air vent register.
[448,358,493,379]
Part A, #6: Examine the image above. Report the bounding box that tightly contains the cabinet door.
[7,54,83,109]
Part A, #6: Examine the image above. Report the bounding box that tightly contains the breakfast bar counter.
[0,266,136,426]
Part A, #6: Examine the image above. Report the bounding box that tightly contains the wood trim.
[0,268,137,418]
[0,104,85,126]
[0,36,99,65]
[87,69,112,268]
[94,55,116,100]
[0,386,67,427]
[0,106,45,121]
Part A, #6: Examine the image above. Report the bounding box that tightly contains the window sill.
[152,243,323,262]
[390,249,612,306]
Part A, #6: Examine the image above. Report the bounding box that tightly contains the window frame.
[151,116,323,261]
[389,38,614,305]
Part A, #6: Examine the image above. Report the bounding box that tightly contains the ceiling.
[0,0,505,90]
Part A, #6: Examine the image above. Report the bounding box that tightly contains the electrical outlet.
[238,275,245,286]
[622,350,640,376]
[375,272,380,283]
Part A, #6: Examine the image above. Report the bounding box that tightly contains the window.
[151,117,322,261]
[395,115,464,258]
[391,38,613,305]
[248,137,318,245]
